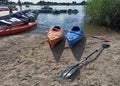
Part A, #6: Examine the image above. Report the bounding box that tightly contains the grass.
[86,0,120,29]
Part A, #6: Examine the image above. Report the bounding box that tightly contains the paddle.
[91,36,112,42]
[60,44,110,80]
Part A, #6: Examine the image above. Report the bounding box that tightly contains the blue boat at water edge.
[39,5,53,13]
[65,26,84,47]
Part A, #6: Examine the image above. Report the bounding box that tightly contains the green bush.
[86,0,120,29]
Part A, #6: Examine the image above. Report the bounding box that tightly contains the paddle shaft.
[78,47,103,65]
[91,36,111,42]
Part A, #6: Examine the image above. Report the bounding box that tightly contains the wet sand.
[0,32,120,86]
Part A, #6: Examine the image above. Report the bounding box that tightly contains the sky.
[10,0,86,4]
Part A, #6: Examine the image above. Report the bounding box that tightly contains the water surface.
[25,5,85,34]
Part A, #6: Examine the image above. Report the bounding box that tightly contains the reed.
[85,0,120,29]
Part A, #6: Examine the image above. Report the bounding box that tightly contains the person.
[8,6,13,14]
[18,0,22,12]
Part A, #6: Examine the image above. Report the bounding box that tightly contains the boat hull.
[0,22,37,36]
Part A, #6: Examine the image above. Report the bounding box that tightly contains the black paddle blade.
[102,44,110,49]
[61,64,79,80]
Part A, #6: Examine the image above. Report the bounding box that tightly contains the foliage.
[86,0,120,29]
[36,1,86,5]
[7,1,16,5]
[23,2,34,5]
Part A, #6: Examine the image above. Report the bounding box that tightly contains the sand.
[0,32,120,86]
[0,11,18,17]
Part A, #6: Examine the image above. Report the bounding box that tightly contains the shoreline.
[0,33,120,86]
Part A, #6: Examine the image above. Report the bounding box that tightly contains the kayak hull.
[47,26,64,48]
[66,26,84,47]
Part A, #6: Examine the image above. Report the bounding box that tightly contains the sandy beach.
[0,32,120,86]
[0,11,18,17]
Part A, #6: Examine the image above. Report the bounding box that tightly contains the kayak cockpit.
[71,26,80,31]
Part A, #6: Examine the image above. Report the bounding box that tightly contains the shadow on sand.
[71,36,86,61]
[51,38,66,62]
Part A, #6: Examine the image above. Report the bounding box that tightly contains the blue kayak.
[66,26,84,47]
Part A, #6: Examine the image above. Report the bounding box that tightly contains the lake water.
[21,5,85,34]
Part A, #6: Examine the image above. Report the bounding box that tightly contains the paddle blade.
[103,40,112,42]
[61,64,79,79]
[102,44,110,49]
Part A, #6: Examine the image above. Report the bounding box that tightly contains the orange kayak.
[47,26,64,48]
[0,22,37,36]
